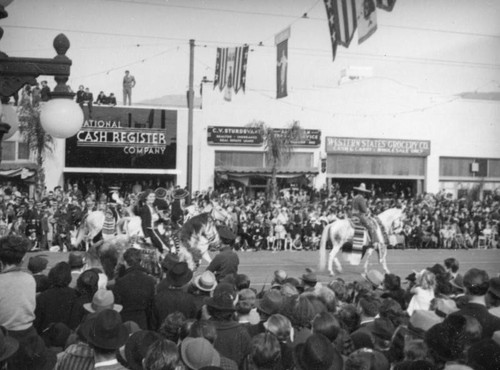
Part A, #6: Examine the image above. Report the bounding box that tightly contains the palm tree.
[18,98,54,200]
[248,120,304,201]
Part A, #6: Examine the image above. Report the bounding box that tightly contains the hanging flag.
[213,45,249,101]
[356,0,378,44]
[331,0,357,47]
[323,0,338,61]
[376,0,396,12]
[275,27,290,99]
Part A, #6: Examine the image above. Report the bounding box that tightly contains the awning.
[0,166,37,179]
[215,166,319,179]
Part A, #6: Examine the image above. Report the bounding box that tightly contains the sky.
[2,0,500,104]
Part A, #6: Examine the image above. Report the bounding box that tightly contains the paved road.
[25,248,500,289]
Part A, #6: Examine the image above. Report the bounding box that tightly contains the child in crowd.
[407,269,436,315]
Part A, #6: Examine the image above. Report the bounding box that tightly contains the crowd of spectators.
[1,229,500,369]
[0,179,497,254]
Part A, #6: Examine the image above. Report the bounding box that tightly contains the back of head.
[264,314,292,342]
[345,348,389,370]
[0,235,30,266]
[235,274,251,290]
[463,268,489,296]
[123,248,142,268]
[312,312,340,342]
[143,339,180,370]
[48,262,72,288]
[358,293,381,318]
[250,333,281,369]
[188,320,217,344]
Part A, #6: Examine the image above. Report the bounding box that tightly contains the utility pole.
[187,39,195,195]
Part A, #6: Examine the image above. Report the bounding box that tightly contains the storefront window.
[1,141,15,161]
[215,151,264,167]
[18,142,30,160]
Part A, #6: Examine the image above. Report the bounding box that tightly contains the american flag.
[324,0,357,49]
[323,0,338,61]
[213,46,249,94]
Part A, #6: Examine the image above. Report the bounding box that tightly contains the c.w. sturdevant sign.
[208,126,321,146]
[326,136,430,156]
[65,106,177,169]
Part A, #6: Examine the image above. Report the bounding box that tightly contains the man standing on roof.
[352,183,378,247]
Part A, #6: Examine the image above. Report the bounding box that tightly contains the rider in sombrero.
[352,183,378,248]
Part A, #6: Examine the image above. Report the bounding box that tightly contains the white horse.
[319,208,405,276]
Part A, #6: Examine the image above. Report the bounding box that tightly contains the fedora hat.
[173,188,189,200]
[193,271,217,292]
[181,337,221,370]
[81,309,128,350]
[353,183,371,193]
[255,290,283,316]
[166,262,193,288]
[364,270,384,288]
[68,252,85,268]
[0,326,19,362]
[301,268,318,285]
[206,291,236,312]
[84,289,123,313]
[293,333,342,370]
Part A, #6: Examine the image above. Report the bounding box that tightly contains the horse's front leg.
[379,243,390,274]
[363,247,374,275]
[328,242,343,276]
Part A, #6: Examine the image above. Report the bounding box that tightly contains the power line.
[103,0,500,39]
[6,24,499,71]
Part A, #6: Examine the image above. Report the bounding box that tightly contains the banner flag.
[356,0,378,44]
[332,0,357,47]
[323,0,338,61]
[376,0,396,12]
[275,27,291,99]
[213,45,249,101]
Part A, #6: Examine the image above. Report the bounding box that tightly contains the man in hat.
[352,183,378,247]
[153,262,197,329]
[81,309,129,369]
[68,251,86,288]
[113,248,156,330]
[207,226,239,283]
[171,188,189,226]
[450,268,500,339]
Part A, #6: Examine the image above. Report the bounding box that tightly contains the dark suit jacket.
[451,302,500,339]
[34,286,77,333]
[113,266,156,330]
[152,288,198,329]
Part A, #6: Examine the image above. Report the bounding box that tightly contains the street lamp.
[0,0,83,157]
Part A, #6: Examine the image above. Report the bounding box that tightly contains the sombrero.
[172,188,189,200]
[353,183,371,193]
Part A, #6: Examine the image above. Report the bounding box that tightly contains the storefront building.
[324,136,430,196]
[39,104,196,193]
[207,126,320,195]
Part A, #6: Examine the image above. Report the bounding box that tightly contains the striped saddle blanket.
[342,218,367,265]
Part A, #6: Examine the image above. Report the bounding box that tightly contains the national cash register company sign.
[326,136,430,157]
[65,106,177,169]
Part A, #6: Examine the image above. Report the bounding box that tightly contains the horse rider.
[170,188,189,226]
[352,183,378,247]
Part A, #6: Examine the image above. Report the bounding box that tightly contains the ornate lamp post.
[0,0,83,161]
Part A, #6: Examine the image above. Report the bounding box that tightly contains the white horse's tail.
[319,222,333,271]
